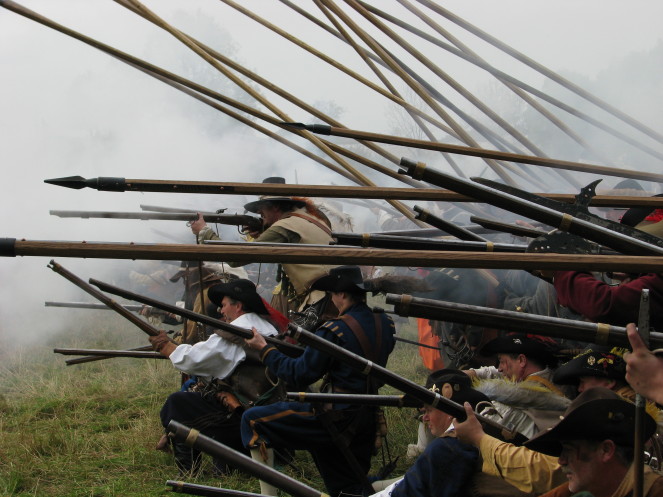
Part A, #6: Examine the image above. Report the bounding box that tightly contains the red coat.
[553,272,663,331]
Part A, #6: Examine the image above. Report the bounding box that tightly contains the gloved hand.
[149,330,177,357]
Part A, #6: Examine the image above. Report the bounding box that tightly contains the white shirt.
[168,312,278,380]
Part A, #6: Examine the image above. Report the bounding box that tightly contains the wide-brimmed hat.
[310,265,366,293]
[553,347,626,385]
[208,279,268,315]
[425,368,490,410]
[480,333,559,368]
[524,387,656,457]
[243,176,307,213]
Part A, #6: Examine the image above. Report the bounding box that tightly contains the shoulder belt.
[525,375,564,397]
[282,212,332,236]
[339,314,383,363]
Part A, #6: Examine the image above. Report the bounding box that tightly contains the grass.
[0,308,429,496]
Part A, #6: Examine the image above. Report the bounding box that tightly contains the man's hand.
[625,322,663,404]
[244,327,268,351]
[453,401,486,447]
[190,212,208,235]
[149,330,177,358]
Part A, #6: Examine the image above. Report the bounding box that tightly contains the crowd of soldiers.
[139,175,663,497]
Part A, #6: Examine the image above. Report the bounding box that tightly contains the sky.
[0,0,662,345]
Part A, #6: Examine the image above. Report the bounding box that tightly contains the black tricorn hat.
[244,176,307,213]
[480,333,559,368]
[553,347,626,385]
[208,279,268,315]
[425,368,490,410]
[310,265,366,293]
[524,387,656,457]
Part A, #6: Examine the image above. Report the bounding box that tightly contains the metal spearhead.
[44,176,126,191]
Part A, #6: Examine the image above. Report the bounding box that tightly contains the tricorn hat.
[480,333,559,368]
[208,279,268,315]
[310,265,366,293]
[524,387,656,456]
[553,347,626,385]
[244,176,307,213]
[425,368,490,410]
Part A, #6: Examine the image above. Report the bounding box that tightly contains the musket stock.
[399,158,663,256]
[286,392,421,408]
[413,205,487,242]
[167,421,326,497]
[286,323,528,445]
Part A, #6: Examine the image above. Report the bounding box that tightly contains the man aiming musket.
[192,176,339,329]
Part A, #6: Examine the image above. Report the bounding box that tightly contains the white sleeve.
[370,478,403,497]
[169,334,246,379]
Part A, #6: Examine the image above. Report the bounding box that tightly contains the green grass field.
[0,311,428,496]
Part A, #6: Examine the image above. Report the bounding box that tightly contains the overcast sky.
[1,0,662,344]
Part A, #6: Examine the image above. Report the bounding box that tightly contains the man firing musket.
[191,176,339,329]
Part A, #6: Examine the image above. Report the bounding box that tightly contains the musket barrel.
[45,301,145,312]
[49,210,261,229]
[167,421,326,497]
[89,278,303,357]
[470,216,547,238]
[6,239,663,272]
[413,205,487,242]
[285,392,421,408]
[332,232,526,252]
[384,294,663,347]
[399,159,663,256]
[54,348,165,359]
[286,323,527,445]
[166,481,266,497]
[63,345,156,366]
[47,260,161,337]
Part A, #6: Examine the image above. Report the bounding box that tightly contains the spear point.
[44,176,127,191]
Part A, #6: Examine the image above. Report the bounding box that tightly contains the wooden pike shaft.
[296,124,663,183]
[5,239,663,272]
[45,177,663,207]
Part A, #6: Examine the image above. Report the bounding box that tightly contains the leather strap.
[526,374,565,397]
[283,212,332,236]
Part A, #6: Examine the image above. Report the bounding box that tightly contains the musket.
[285,392,421,408]
[285,323,527,445]
[282,123,663,183]
[140,204,217,214]
[88,278,304,358]
[63,345,156,366]
[54,348,165,360]
[41,176,663,208]
[49,210,262,232]
[168,421,327,497]
[413,205,487,242]
[47,260,162,337]
[332,232,527,253]
[398,159,663,256]
[45,301,145,312]
[470,216,548,239]
[4,238,663,272]
[383,294,663,347]
[166,481,266,497]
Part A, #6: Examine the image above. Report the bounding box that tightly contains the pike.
[4,238,663,272]
[398,159,663,256]
[286,392,421,408]
[383,294,663,346]
[168,421,327,497]
[41,176,663,208]
[49,210,262,232]
[285,322,527,445]
[87,278,303,358]
[332,232,527,253]
[283,123,663,183]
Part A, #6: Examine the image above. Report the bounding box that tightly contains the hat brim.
[310,273,366,293]
[553,353,625,385]
[208,282,268,315]
[480,336,557,367]
[244,197,307,213]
